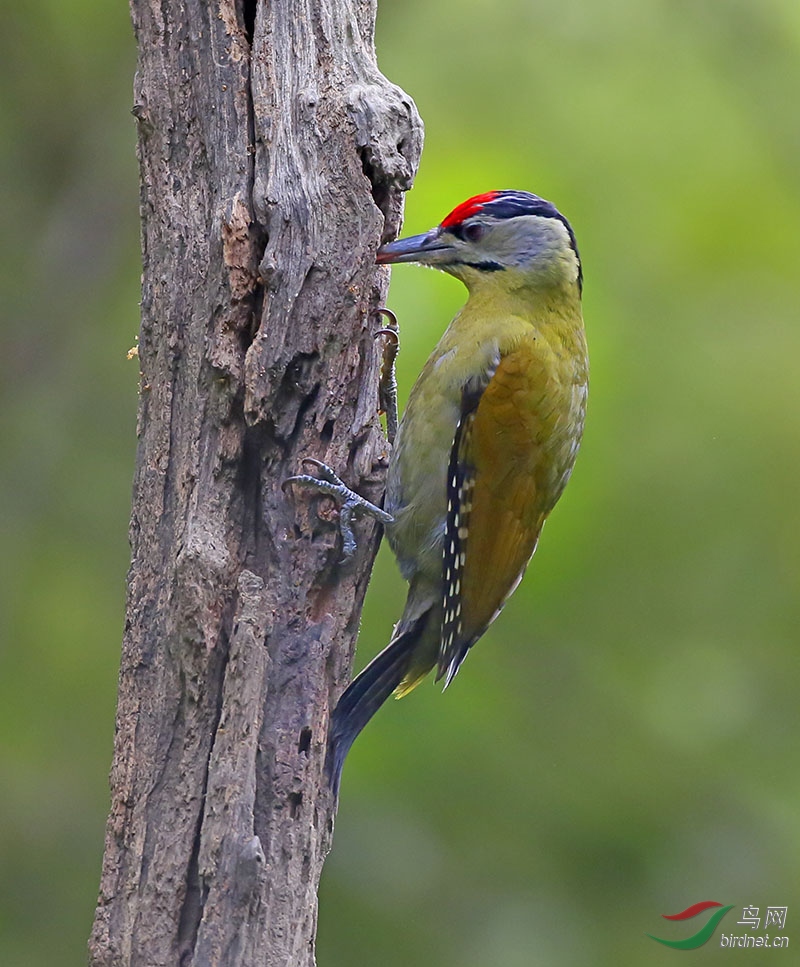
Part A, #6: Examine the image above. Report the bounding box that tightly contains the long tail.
[326,612,429,796]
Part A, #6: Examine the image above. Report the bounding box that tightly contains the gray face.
[377,214,581,290]
[453,213,575,271]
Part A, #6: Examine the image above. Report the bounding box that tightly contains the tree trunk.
[89,1,422,964]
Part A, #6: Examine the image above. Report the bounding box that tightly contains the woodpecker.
[289,189,588,793]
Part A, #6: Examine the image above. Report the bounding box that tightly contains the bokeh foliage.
[2,1,799,964]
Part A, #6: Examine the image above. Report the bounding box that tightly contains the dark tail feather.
[435,638,472,690]
[326,613,427,796]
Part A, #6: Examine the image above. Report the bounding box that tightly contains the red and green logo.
[648,901,734,949]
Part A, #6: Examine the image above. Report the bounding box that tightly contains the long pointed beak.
[376,228,453,265]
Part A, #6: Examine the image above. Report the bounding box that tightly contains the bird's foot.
[283,458,393,562]
[375,308,400,445]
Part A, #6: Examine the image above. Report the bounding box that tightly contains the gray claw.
[284,458,393,562]
[374,309,400,445]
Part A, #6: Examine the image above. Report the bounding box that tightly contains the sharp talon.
[298,457,344,486]
[283,472,325,492]
[284,473,321,488]
[373,307,398,330]
[375,327,399,346]
[374,309,400,445]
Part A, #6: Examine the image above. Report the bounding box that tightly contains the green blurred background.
[2,1,799,964]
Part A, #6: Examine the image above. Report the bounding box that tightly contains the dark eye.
[462,222,485,242]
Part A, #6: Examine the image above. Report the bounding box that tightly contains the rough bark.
[89,1,422,965]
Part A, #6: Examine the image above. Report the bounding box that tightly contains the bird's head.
[377,189,581,293]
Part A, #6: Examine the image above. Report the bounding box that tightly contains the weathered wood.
[89,1,422,964]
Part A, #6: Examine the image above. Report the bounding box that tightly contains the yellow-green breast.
[386,280,588,607]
